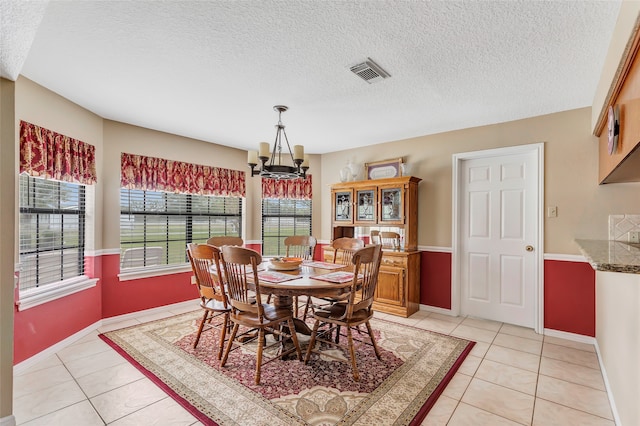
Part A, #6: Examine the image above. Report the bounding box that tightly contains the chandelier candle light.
[248,105,309,180]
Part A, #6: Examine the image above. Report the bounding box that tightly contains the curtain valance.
[262,175,312,200]
[121,153,245,197]
[20,120,97,185]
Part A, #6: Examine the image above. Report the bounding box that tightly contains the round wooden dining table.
[257,261,354,335]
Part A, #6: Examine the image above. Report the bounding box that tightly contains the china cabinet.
[326,175,422,317]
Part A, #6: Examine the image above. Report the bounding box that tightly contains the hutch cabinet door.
[375,265,405,307]
[332,190,354,223]
[354,187,377,224]
[378,186,405,224]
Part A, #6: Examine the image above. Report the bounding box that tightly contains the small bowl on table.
[269,257,303,271]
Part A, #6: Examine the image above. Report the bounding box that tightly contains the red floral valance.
[20,120,97,185]
[262,175,312,200]
[121,153,245,197]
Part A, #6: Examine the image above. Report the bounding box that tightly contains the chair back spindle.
[284,235,317,260]
[331,237,365,266]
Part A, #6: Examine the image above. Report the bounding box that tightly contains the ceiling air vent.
[350,58,390,84]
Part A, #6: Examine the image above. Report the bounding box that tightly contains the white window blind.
[262,198,312,257]
[19,175,86,291]
[120,189,242,269]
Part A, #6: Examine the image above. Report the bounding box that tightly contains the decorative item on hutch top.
[365,158,404,180]
[247,105,309,180]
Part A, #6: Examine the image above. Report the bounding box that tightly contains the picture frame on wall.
[365,158,404,180]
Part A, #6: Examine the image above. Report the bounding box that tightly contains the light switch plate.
[547,206,558,218]
[629,231,640,244]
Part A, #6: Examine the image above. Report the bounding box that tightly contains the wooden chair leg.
[346,327,359,381]
[193,310,210,348]
[365,321,381,359]
[255,328,265,385]
[217,314,228,360]
[304,320,320,363]
[220,323,239,367]
[287,318,302,360]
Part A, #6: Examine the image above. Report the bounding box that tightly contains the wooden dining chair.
[380,231,400,249]
[331,237,365,265]
[206,236,244,247]
[186,243,230,360]
[284,235,317,319]
[304,244,383,381]
[219,245,302,385]
[284,235,317,260]
[370,230,381,245]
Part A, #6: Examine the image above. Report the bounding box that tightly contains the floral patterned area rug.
[100,311,474,426]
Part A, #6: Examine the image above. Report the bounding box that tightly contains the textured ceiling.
[1,1,621,154]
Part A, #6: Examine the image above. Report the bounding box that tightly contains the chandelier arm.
[280,128,298,167]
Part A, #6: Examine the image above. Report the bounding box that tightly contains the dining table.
[255,259,356,335]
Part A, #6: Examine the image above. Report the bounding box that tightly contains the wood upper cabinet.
[596,24,640,184]
[330,176,421,250]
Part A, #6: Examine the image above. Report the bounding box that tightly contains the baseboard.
[543,328,596,344]
[101,299,197,325]
[419,304,456,316]
[14,299,199,375]
[594,340,622,426]
[0,415,16,426]
[13,321,101,375]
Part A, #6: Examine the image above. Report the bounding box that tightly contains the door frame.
[451,143,545,333]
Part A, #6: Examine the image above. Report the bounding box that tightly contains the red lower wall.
[419,251,596,337]
[13,256,104,364]
[420,251,452,308]
[101,254,198,318]
[544,260,595,337]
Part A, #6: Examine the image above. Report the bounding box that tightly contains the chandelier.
[248,105,309,180]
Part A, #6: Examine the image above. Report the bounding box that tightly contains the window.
[19,175,86,291]
[262,198,312,257]
[120,188,242,269]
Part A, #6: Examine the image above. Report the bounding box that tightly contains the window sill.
[118,264,192,282]
[17,276,99,311]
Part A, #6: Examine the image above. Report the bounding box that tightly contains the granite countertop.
[575,239,640,274]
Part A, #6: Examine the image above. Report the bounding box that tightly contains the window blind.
[19,175,86,291]
[262,198,312,257]
[120,188,242,268]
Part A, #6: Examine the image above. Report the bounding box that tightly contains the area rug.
[100,311,474,425]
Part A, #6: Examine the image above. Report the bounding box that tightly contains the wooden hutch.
[324,175,421,317]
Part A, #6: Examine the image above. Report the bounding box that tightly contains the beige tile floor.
[13,305,615,425]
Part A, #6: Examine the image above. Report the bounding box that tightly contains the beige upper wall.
[102,120,323,249]
[0,78,16,419]
[321,107,640,254]
[15,77,104,252]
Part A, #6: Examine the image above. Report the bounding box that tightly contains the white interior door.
[457,146,541,328]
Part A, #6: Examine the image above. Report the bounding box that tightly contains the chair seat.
[314,303,372,324]
[230,303,292,327]
[201,298,230,312]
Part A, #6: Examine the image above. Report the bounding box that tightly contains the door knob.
[525,245,534,252]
